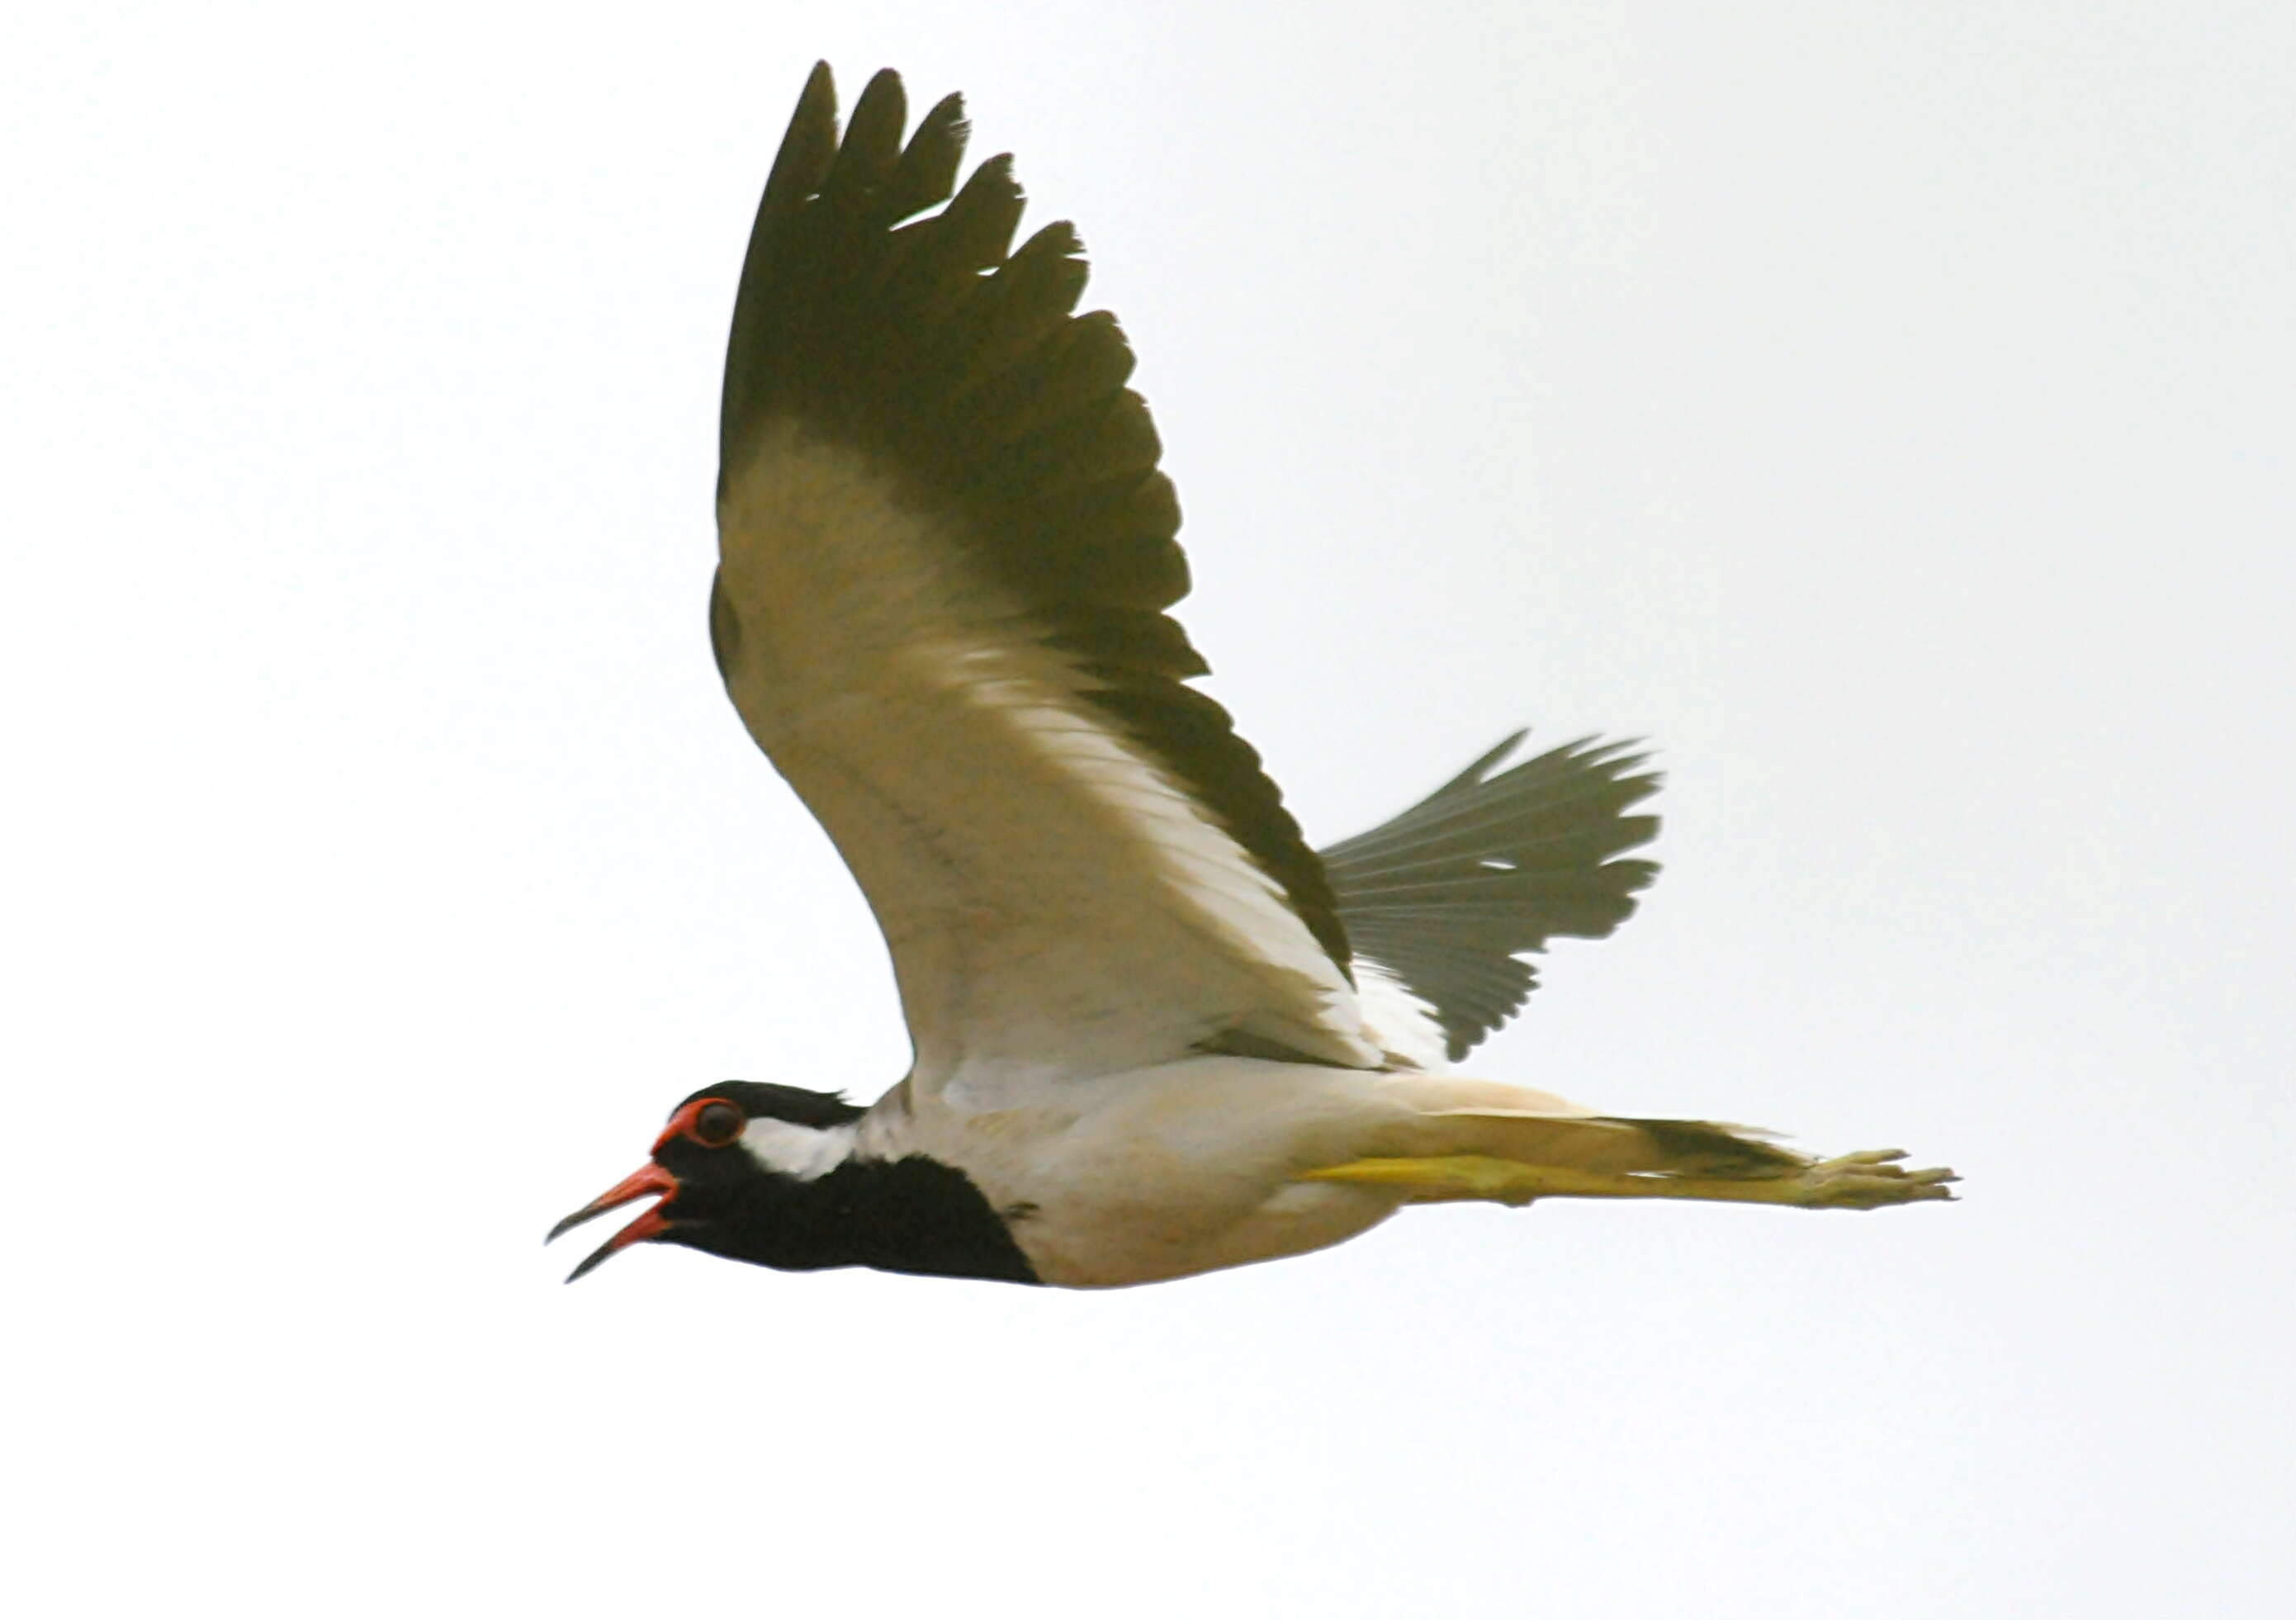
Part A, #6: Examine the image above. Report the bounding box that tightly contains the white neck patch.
[736,1120,859,1181]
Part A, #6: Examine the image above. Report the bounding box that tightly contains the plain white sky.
[7,2,2291,1615]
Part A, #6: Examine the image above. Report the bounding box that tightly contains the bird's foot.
[1788,1149,1959,1210]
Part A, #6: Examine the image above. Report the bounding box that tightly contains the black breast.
[683,1153,1041,1286]
[817,1155,1042,1285]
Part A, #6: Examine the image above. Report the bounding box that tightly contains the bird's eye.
[692,1101,746,1146]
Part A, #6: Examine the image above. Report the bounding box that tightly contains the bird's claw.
[1796,1149,1960,1209]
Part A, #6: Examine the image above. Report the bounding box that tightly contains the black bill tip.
[545,1206,604,1246]
[564,1238,622,1285]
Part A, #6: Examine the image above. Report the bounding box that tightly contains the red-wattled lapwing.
[547,64,1955,1290]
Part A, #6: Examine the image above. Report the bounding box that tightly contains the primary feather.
[1321,733,1661,1061]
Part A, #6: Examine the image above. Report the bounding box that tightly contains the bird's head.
[546,1081,866,1281]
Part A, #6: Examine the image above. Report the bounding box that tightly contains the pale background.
[7,3,2290,1616]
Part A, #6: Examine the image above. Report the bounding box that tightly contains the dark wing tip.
[758,62,840,223]
[1321,731,1666,1058]
[1434,727,1531,794]
[714,64,1352,975]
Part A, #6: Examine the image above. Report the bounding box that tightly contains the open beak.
[546,1163,679,1283]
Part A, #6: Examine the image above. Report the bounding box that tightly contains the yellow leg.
[1297,1150,1956,1210]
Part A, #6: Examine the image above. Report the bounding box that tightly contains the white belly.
[1013,1172,1405,1289]
[864,1055,1418,1288]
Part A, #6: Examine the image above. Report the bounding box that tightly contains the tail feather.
[1404,1111,1800,1178]
[1307,1077,1953,1214]
[1362,1074,1801,1179]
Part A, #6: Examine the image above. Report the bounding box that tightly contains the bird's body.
[860,1058,1409,1288]
[548,64,1954,1290]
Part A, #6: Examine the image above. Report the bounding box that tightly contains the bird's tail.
[1299,1075,1956,1210]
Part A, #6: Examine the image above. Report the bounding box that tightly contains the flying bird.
[548,64,1954,1290]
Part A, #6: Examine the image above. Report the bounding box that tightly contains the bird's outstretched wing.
[1320,733,1660,1063]
[711,65,1379,1101]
